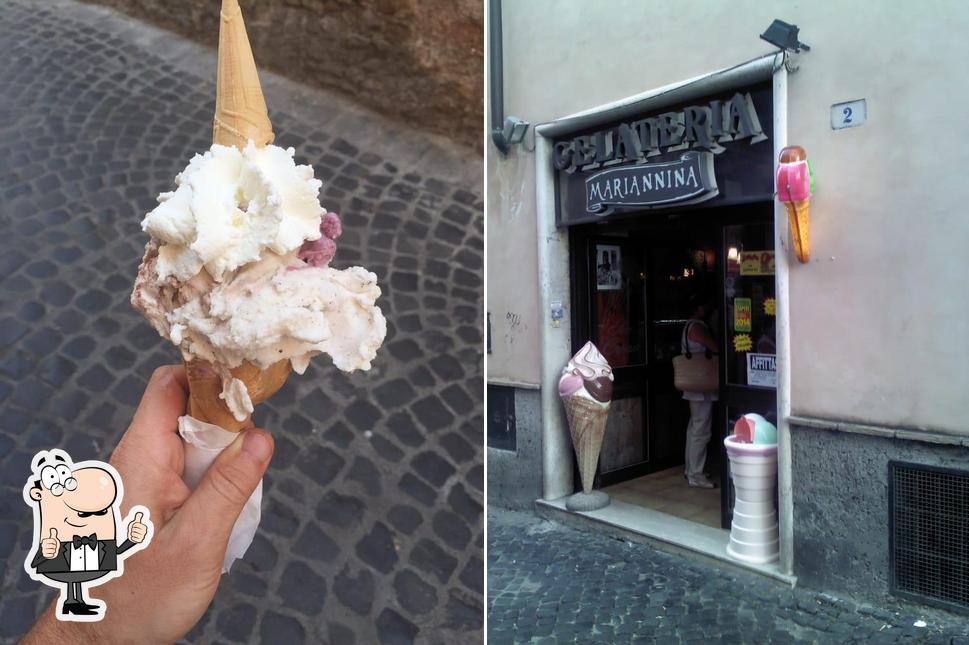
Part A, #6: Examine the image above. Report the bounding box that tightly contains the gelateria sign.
[585,152,717,213]
[554,87,773,224]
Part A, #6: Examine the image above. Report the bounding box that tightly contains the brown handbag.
[672,321,719,393]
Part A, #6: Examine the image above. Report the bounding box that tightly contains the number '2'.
[842,106,853,124]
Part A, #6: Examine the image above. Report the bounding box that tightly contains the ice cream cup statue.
[724,413,779,565]
[130,0,386,571]
[776,145,814,263]
[558,342,614,512]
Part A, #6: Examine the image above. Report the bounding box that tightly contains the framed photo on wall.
[596,244,621,290]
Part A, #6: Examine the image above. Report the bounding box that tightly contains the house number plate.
[831,99,866,130]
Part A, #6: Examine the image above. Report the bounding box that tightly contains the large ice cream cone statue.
[562,396,609,492]
[776,145,813,263]
[559,342,613,511]
[182,0,287,432]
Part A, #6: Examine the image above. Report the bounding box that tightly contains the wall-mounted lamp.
[759,19,810,53]
[727,247,739,262]
[776,145,814,263]
[490,0,530,155]
[492,116,530,155]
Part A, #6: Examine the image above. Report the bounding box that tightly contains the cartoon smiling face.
[28,464,118,542]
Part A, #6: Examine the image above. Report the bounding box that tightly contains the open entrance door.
[570,204,777,529]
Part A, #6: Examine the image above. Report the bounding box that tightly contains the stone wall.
[487,388,543,510]
[80,0,483,152]
[791,423,969,606]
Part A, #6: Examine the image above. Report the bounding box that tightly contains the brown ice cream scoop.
[584,376,613,403]
[778,145,807,163]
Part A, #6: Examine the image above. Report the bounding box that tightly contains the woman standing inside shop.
[682,293,719,488]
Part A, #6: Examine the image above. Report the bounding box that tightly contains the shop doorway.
[570,203,777,529]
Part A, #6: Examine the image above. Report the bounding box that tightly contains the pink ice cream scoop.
[733,416,755,443]
[298,211,343,268]
[558,372,583,397]
[775,159,810,202]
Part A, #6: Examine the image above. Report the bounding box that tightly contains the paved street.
[0,0,482,643]
[488,510,969,644]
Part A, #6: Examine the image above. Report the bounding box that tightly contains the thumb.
[49,528,58,540]
[134,512,144,524]
[172,428,273,558]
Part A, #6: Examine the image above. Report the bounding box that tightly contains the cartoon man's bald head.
[26,450,119,541]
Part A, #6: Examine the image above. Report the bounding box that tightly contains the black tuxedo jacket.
[31,538,135,574]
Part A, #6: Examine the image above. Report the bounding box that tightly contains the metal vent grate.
[889,461,969,612]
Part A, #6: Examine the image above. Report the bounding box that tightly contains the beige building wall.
[489,0,969,433]
[487,137,542,386]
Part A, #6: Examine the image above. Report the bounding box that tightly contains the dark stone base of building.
[792,421,969,615]
[487,387,543,510]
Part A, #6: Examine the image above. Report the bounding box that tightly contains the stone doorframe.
[532,52,796,576]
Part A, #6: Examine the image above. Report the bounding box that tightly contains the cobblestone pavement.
[488,510,969,644]
[0,1,483,643]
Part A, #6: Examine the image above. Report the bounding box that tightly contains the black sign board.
[554,83,773,226]
[585,151,717,215]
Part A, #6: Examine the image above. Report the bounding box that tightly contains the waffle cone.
[562,395,610,494]
[185,359,290,432]
[212,0,274,149]
[784,200,810,263]
[185,0,287,432]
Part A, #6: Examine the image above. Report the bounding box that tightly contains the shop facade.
[488,1,969,611]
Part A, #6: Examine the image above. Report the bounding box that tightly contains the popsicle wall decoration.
[776,145,814,263]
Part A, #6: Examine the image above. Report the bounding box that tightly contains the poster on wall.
[596,244,622,290]
[746,353,777,388]
[739,251,775,276]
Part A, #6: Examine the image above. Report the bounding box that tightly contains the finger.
[128,365,189,439]
[134,512,144,524]
[50,528,57,540]
[170,428,273,559]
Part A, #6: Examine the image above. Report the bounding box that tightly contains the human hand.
[24,365,275,643]
[40,528,59,559]
[127,512,148,544]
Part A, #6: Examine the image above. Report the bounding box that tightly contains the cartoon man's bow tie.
[72,534,98,548]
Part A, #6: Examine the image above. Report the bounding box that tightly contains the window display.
[724,223,776,388]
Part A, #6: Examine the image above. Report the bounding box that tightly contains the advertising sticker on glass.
[739,250,775,276]
[734,297,752,332]
[596,244,622,291]
[746,353,777,388]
